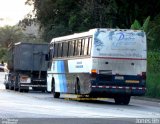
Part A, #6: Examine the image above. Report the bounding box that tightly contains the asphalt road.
[0,72,160,124]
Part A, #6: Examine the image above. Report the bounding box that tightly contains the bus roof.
[50,28,144,43]
[50,29,96,43]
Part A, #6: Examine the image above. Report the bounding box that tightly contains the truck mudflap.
[91,85,146,96]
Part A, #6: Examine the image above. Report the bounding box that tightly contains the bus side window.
[68,41,75,56]
[88,37,92,55]
[84,38,89,55]
[62,42,68,57]
[57,42,62,57]
[78,39,82,56]
[80,39,83,55]
[50,43,54,58]
[81,39,85,55]
[54,43,58,58]
[75,39,81,56]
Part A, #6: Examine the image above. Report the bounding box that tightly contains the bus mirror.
[45,54,49,61]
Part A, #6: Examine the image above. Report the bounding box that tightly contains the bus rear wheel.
[114,95,131,105]
[52,81,60,98]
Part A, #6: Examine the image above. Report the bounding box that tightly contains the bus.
[47,28,147,105]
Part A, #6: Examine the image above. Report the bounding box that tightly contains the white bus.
[47,28,147,105]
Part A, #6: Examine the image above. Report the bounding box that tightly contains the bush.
[146,51,160,98]
[147,51,160,72]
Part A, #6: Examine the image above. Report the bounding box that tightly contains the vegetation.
[0,26,24,48]
[0,26,24,61]
[0,25,44,62]
[147,51,160,98]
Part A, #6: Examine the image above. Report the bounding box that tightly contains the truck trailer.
[5,42,49,92]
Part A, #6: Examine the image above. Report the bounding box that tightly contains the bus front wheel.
[75,79,80,95]
[52,81,60,98]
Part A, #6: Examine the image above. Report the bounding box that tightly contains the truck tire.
[18,86,23,92]
[14,84,18,91]
[9,83,14,90]
[52,81,60,98]
[24,89,29,93]
[42,90,46,93]
[5,84,9,90]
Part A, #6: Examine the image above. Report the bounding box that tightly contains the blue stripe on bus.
[56,61,61,92]
[59,61,63,92]
[61,61,67,92]
[59,61,64,92]
[57,61,67,93]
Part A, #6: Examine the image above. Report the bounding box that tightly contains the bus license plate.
[115,76,124,80]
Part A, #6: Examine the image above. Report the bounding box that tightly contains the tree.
[26,0,160,45]
[0,26,24,48]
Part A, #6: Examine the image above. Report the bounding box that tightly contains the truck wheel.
[14,84,18,91]
[52,81,60,98]
[9,84,14,90]
[5,84,9,90]
[42,90,46,93]
[18,86,23,92]
[24,89,29,93]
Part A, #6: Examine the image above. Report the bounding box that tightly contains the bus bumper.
[91,85,146,96]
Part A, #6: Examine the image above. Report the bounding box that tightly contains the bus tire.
[114,95,131,105]
[75,79,80,95]
[52,80,60,98]
[114,96,122,105]
[122,95,131,105]
[42,90,46,93]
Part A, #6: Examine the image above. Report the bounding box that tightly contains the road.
[0,72,160,124]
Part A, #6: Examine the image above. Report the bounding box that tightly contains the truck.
[4,42,49,92]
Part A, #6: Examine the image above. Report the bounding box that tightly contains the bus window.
[57,42,62,57]
[68,41,75,56]
[81,39,85,55]
[88,37,92,55]
[49,43,54,59]
[75,39,82,56]
[80,39,83,56]
[54,43,58,58]
[74,40,78,56]
[84,38,89,55]
[62,42,69,57]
